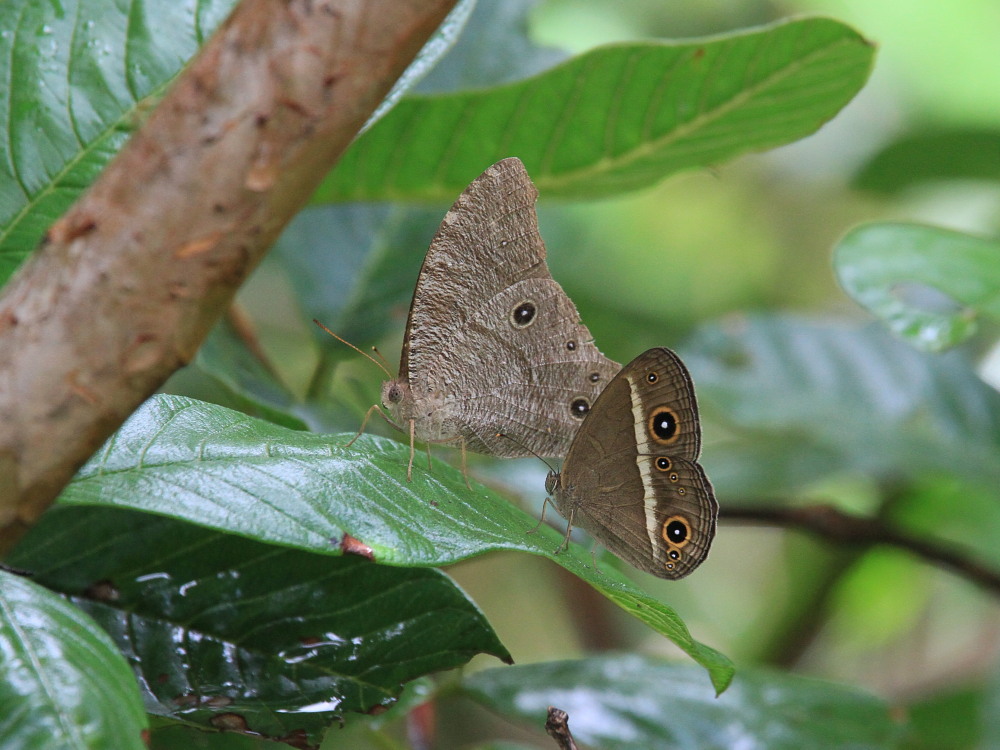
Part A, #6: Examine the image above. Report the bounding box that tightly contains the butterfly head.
[381,379,407,410]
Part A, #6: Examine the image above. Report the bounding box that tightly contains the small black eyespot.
[677,487,686,495]
[589,372,601,383]
[570,398,590,419]
[666,562,675,570]
[647,371,658,383]
[510,301,537,328]
[655,457,672,472]
[648,407,679,442]
[668,549,680,560]
[668,472,679,482]
[664,518,689,544]
[500,239,509,247]
[566,340,577,351]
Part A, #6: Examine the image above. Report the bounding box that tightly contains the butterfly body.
[546,347,718,579]
[383,158,618,458]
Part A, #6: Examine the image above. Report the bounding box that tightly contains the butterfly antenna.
[313,319,393,379]
[370,345,393,372]
[495,433,558,474]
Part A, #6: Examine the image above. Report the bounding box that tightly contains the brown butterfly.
[545,348,718,579]
[374,157,619,477]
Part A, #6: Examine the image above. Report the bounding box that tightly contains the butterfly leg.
[407,419,416,482]
[527,496,552,535]
[459,439,471,490]
[345,404,405,448]
[554,506,576,556]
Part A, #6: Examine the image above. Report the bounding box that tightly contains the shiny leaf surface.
[0,0,238,284]
[54,394,734,693]
[10,506,510,743]
[0,571,147,750]
[464,654,906,750]
[834,222,1000,352]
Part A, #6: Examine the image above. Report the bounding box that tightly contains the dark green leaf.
[187,316,310,430]
[317,17,874,202]
[680,315,1000,499]
[10,505,510,743]
[833,222,1000,352]
[0,570,147,750]
[55,394,733,692]
[150,721,291,750]
[0,0,238,285]
[463,654,907,750]
[273,205,440,351]
[854,129,1000,194]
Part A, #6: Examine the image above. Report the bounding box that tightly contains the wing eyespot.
[510,300,537,328]
[647,406,680,444]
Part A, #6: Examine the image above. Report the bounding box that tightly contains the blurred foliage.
[2,0,1000,748]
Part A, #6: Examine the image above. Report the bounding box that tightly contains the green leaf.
[463,654,907,750]
[0,0,238,285]
[0,570,147,750]
[56,394,733,693]
[316,17,874,202]
[149,721,290,750]
[414,0,567,92]
[273,204,440,351]
[854,129,1000,194]
[681,315,1000,499]
[188,316,310,431]
[833,222,1000,352]
[9,505,510,742]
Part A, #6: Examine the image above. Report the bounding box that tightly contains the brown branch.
[0,0,459,554]
[721,504,1000,596]
[545,707,579,750]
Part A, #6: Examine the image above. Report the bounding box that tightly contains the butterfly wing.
[398,158,618,457]
[552,348,717,579]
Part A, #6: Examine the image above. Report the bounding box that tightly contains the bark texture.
[0,0,458,553]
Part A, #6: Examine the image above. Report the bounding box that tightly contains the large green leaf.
[0,0,238,285]
[681,315,1000,499]
[0,570,147,750]
[833,222,1000,352]
[55,394,733,693]
[317,17,874,202]
[9,505,510,743]
[463,654,906,750]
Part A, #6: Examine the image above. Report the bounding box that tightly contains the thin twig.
[721,504,1000,596]
[545,707,578,750]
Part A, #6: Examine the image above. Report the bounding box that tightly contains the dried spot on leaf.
[84,579,121,603]
[339,533,374,560]
[210,712,250,732]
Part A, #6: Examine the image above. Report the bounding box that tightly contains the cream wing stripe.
[627,373,659,558]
